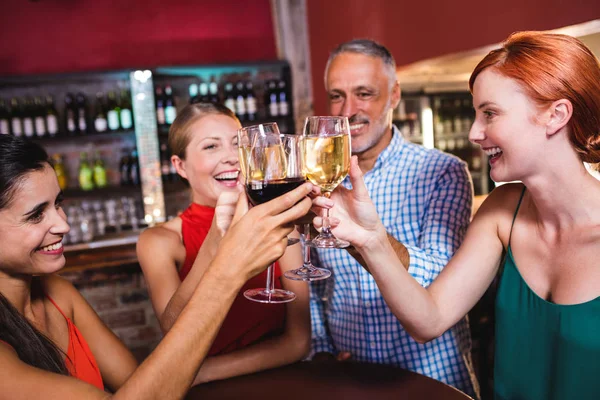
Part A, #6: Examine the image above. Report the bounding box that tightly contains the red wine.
[246,178,305,206]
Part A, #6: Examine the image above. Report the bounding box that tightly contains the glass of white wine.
[302,116,351,249]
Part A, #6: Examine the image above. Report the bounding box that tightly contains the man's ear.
[546,99,572,136]
[171,155,187,180]
[391,80,401,110]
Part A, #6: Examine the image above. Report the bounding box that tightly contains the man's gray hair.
[324,39,398,88]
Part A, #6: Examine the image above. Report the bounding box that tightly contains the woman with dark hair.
[137,103,309,384]
[0,134,313,398]
[312,31,600,399]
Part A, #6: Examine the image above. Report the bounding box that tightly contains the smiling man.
[309,39,478,397]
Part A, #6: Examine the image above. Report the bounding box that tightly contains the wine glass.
[238,124,299,246]
[302,116,351,249]
[242,124,305,303]
[280,133,331,282]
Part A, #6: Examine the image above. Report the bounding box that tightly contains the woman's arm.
[191,230,310,384]
[0,183,314,400]
[314,157,511,343]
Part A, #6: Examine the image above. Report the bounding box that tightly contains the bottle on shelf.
[198,82,210,103]
[75,92,88,134]
[433,97,443,136]
[106,91,121,131]
[0,99,10,135]
[129,149,140,186]
[33,97,47,138]
[160,143,172,182]
[245,81,257,122]
[156,87,166,125]
[45,95,59,137]
[461,97,474,132]
[51,154,68,190]
[234,81,246,121]
[441,99,453,135]
[208,78,219,103]
[94,93,108,133]
[277,80,289,117]
[78,152,94,191]
[266,80,279,117]
[164,85,177,125]
[9,98,23,137]
[223,82,236,113]
[64,93,77,136]
[119,149,131,186]
[189,83,200,104]
[119,90,133,130]
[22,98,35,138]
[452,98,463,134]
[92,151,107,188]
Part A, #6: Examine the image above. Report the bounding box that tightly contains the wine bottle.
[198,82,210,103]
[106,91,121,131]
[209,79,219,103]
[234,81,246,121]
[160,143,171,182]
[129,149,140,186]
[78,152,94,191]
[245,81,257,122]
[278,80,289,117]
[75,93,88,134]
[164,85,176,125]
[64,93,77,135]
[92,151,107,188]
[119,90,133,130]
[119,149,131,186]
[223,82,235,113]
[45,95,59,137]
[189,83,199,104]
[32,97,47,137]
[9,98,23,137]
[156,87,166,125]
[51,154,68,190]
[94,93,108,133]
[267,80,279,117]
[0,99,10,135]
[22,98,35,138]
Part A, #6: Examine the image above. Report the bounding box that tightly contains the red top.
[179,203,286,356]
[0,296,104,391]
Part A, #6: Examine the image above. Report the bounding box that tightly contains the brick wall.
[60,264,163,362]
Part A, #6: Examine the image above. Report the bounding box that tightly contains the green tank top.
[494,188,600,400]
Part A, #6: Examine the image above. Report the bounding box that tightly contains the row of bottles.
[51,149,140,192]
[0,90,133,138]
[155,78,291,127]
[160,143,178,182]
[433,97,474,136]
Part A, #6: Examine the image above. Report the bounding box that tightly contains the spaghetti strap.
[45,294,69,321]
[508,187,526,247]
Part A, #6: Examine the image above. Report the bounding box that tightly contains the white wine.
[238,145,250,179]
[303,134,350,192]
[247,144,287,182]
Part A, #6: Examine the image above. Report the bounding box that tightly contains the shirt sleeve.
[405,158,473,287]
[308,279,336,357]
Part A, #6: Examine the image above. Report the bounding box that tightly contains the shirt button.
[365,301,371,307]
[370,341,376,348]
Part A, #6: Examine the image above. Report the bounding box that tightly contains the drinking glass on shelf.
[302,116,351,249]
[242,124,305,303]
[280,133,331,282]
[238,124,300,246]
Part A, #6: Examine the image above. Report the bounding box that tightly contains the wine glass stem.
[303,224,312,268]
[265,264,274,294]
[321,193,333,236]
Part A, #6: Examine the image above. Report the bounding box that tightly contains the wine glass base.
[284,267,331,281]
[244,288,296,304]
[307,236,350,249]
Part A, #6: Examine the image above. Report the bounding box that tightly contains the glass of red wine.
[242,124,304,303]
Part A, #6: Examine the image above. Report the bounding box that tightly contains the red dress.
[179,203,286,356]
[0,296,104,390]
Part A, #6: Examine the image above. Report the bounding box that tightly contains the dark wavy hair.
[0,135,69,375]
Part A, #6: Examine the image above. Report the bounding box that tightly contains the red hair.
[469,31,600,164]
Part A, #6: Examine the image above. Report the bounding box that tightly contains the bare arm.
[192,232,311,384]
[0,183,314,400]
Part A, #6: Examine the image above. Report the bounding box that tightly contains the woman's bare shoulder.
[138,217,183,247]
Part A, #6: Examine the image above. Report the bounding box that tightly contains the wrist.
[356,225,389,254]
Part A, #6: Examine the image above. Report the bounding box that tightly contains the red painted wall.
[307,0,600,114]
[0,0,277,76]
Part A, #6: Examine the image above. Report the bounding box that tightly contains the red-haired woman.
[312,31,600,400]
